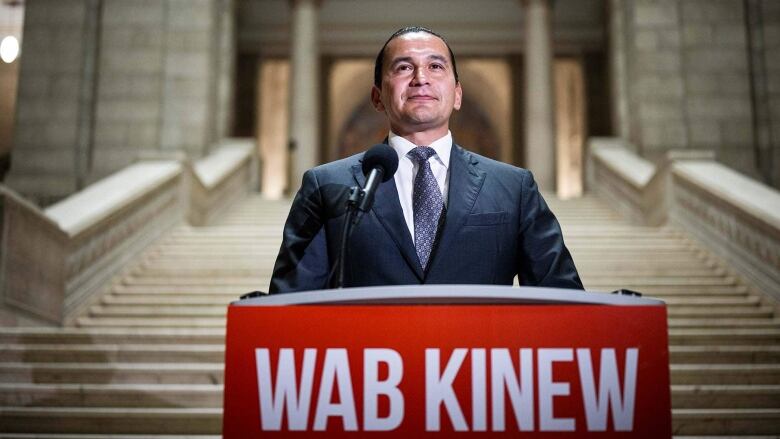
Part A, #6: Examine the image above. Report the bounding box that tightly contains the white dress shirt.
[387,130,452,244]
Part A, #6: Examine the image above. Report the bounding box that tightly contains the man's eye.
[430,64,444,70]
[397,64,412,71]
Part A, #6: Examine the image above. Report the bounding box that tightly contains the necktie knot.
[407,146,437,163]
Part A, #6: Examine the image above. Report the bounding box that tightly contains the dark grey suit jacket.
[269,144,583,293]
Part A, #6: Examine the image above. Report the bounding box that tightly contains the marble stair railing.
[188,138,258,227]
[586,137,666,226]
[587,137,780,304]
[0,139,257,326]
[670,160,780,304]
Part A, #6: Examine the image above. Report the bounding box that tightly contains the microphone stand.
[333,186,362,289]
[331,166,385,289]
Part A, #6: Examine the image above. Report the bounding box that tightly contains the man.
[269,26,582,293]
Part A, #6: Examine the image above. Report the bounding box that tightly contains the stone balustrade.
[586,137,665,226]
[188,139,257,226]
[670,161,780,303]
[0,139,257,325]
[588,137,780,303]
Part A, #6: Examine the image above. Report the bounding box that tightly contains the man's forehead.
[384,32,450,62]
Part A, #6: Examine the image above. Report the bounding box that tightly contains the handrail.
[1,161,185,325]
[586,137,665,226]
[0,137,259,325]
[45,162,181,238]
[670,160,780,302]
[188,139,257,226]
[587,136,780,303]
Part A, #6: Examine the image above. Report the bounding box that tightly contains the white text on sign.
[254,347,638,432]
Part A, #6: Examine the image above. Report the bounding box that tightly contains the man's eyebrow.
[389,54,450,68]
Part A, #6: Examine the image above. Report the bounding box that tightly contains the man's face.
[371,32,462,137]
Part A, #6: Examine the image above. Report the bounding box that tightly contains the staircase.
[1,193,779,437]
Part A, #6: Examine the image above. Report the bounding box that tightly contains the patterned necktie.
[407,146,444,270]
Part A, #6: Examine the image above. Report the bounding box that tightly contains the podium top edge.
[233,285,665,306]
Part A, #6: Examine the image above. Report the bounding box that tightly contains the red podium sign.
[223,287,671,438]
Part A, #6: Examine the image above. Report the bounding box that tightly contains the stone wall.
[5,0,94,204]
[768,1,780,187]
[614,0,772,182]
[7,0,235,205]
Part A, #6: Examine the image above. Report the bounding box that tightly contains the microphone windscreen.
[361,144,399,182]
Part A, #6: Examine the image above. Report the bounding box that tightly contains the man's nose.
[411,67,429,85]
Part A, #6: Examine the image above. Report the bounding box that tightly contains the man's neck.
[391,126,450,146]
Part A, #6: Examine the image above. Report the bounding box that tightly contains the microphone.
[355,144,399,221]
[331,144,398,289]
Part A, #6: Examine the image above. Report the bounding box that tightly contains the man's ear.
[453,82,463,111]
[371,86,385,112]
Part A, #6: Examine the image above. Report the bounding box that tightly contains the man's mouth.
[407,95,437,101]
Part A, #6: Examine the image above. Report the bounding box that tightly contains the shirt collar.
[387,130,452,168]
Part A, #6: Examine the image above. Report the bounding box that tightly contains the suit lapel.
[430,144,486,271]
[352,163,424,281]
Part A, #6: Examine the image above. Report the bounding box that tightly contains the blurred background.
[1,0,777,205]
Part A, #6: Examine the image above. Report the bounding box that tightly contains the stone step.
[656,296,759,307]
[75,317,227,328]
[668,329,780,345]
[155,245,278,253]
[112,284,263,295]
[145,250,279,258]
[670,346,780,364]
[672,385,780,409]
[0,407,221,434]
[567,242,696,251]
[120,276,263,286]
[666,305,773,319]
[638,290,749,299]
[667,318,780,329]
[0,383,223,408]
[672,408,780,435]
[671,364,780,385]
[101,294,260,305]
[581,277,738,287]
[138,260,267,269]
[571,250,709,259]
[88,306,228,318]
[130,267,269,277]
[0,328,224,345]
[587,284,749,295]
[0,362,224,385]
[0,344,224,363]
[577,267,725,277]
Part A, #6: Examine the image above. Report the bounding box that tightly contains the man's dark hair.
[373,26,459,87]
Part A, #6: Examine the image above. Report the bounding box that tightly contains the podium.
[223,285,671,438]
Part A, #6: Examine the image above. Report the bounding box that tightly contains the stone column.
[6,0,100,205]
[288,0,320,189]
[608,0,630,141]
[523,0,555,191]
